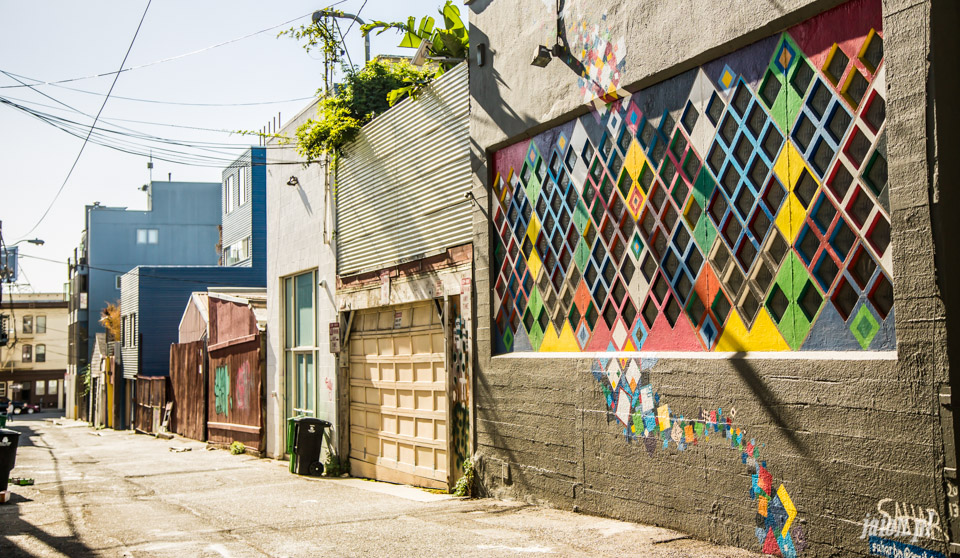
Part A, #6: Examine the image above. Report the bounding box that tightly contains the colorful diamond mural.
[492,0,893,354]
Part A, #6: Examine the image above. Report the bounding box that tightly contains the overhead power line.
[0,2,348,90]
[20,253,270,288]
[17,0,153,241]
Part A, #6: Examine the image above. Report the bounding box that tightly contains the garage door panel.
[412,304,432,327]
[396,336,412,355]
[413,362,432,383]
[349,301,449,489]
[397,362,414,383]
[412,333,432,355]
[397,389,415,409]
[398,415,415,437]
[366,411,380,430]
[415,418,433,439]
[381,389,396,408]
[415,390,433,412]
[382,413,397,434]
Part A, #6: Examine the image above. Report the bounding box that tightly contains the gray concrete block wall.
[469,0,954,556]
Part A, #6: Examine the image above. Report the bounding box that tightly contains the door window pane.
[295,272,314,347]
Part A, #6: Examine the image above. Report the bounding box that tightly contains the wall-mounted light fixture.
[531,0,565,67]
[286,176,300,187]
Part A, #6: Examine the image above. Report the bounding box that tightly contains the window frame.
[22,315,33,334]
[282,270,318,422]
[226,174,235,213]
[35,344,46,363]
[116,275,122,290]
[36,315,46,334]
[238,167,247,206]
[22,344,32,363]
[48,380,58,395]
[36,379,45,395]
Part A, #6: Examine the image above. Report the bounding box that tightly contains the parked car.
[1,401,41,414]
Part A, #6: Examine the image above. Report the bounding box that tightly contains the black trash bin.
[290,417,330,476]
[0,428,21,493]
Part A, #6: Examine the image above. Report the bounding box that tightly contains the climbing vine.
[279,2,468,159]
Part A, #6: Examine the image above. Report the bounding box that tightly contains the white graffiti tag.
[859,499,944,543]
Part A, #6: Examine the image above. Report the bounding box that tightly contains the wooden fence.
[169,340,207,441]
[134,376,168,434]
[207,338,264,452]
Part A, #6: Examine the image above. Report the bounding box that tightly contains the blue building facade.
[119,148,266,385]
[67,180,222,418]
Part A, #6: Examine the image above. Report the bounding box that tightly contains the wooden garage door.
[348,301,448,489]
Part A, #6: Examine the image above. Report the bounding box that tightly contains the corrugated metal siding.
[120,269,140,379]
[337,62,470,276]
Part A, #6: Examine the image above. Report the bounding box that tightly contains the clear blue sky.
[0,0,465,293]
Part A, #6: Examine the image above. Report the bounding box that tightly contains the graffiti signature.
[214,365,231,417]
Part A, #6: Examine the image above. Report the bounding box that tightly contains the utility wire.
[20,253,271,288]
[0,94,293,151]
[18,0,153,242]
[0,2,348,90]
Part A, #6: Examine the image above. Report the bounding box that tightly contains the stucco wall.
[264,102,339,459]
[469,0,954,556]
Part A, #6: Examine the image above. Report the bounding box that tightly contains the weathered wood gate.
[206,295,265,453]
[169,340,207,441]
[134,376,168,434]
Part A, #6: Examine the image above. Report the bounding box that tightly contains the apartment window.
[226,175,235,213]
[238,168,247,206]
[22,315,33,334]
[48,380,58,395]
[121,315,127,347]
[36,380,45,395]
[22,344,32,363]
[137,229,158,244]
[284,270,317,423]
[36,344,46,363]
[36,315,46,334]
[116,275,122,289]
[223,237,252,266]
[133,313,138,347]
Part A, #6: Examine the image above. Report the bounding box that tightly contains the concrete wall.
[469,0,955,556]
[264,101,338,459]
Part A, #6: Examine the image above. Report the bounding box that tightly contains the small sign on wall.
[394,311,403,329]
[329,321,341,353]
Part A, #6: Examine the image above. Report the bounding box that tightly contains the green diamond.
[503,327,514,351]
[850,305,880,349]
